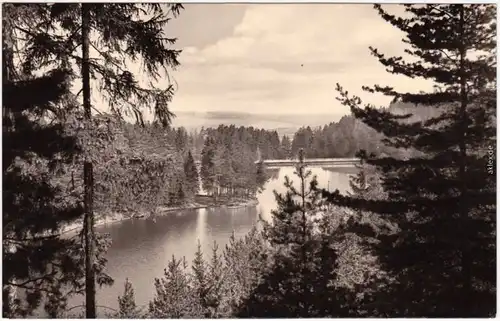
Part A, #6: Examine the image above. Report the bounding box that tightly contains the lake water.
[66,166,355,316]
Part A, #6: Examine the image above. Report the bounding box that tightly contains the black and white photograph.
[2,2,497,318]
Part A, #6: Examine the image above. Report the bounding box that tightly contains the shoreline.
[61,197,259,235]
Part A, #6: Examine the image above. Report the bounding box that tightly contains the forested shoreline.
[49,109,407,234]
[4,3,496,319]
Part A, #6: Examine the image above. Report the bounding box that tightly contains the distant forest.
[186,101,440,161]
[5,3,494,318]
[54,101,438,217]
[62,100,437,211]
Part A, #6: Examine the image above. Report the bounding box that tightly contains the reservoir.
[66,166,355,316]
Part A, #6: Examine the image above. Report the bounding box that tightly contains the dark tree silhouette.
[280,135,292,159]
[323,4,496,317]
[11,3,183,317]
[347,150,380,201]
[238,150,348,317]
[184,150,200,198]
[3,5,84,317]
[200,136,218,195]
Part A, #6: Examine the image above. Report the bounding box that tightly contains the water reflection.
[196,207,208,245]
[66,166,355,314]
[257,167,355,221]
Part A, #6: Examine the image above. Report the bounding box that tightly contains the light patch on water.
[60,165,356,315]
[196,207,208,245]
[257,166,353,222]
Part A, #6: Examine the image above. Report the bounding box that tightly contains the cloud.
[168,4,435,117]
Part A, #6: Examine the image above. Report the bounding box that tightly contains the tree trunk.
[458,5,471,315]
[299,162,308,317]
[82,4,96,318]
[2,8,18,317]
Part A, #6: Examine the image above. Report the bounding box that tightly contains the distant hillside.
[170,111,343,136]
[287,101,447,159]
[170,104,440,137]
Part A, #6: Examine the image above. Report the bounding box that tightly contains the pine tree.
[14,4,183,317]
[176,183,185,205]
[312,212,347,316]
[2,57,83,319]
[255,161,269,192]
[201,137,217,195]
[347,150,381,201]
[2,5,87,317]
[191,241,230,318]
[325,4,496,317]
[184,150,200,198]
[211,146,226,199]
[175,127,189,152]
[219,146,235,195]
[167,177,185,206]
[206,242,228,317]
[191,242,210,317]
[116,279,142,318]
[280,135,292,159]
[239,149,346,317]
[149,256,198,318]
[223,228,269,313]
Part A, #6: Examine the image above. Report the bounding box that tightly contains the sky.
[93,4,435,118]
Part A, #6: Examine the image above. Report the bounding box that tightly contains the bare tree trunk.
[82,4,96,318]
